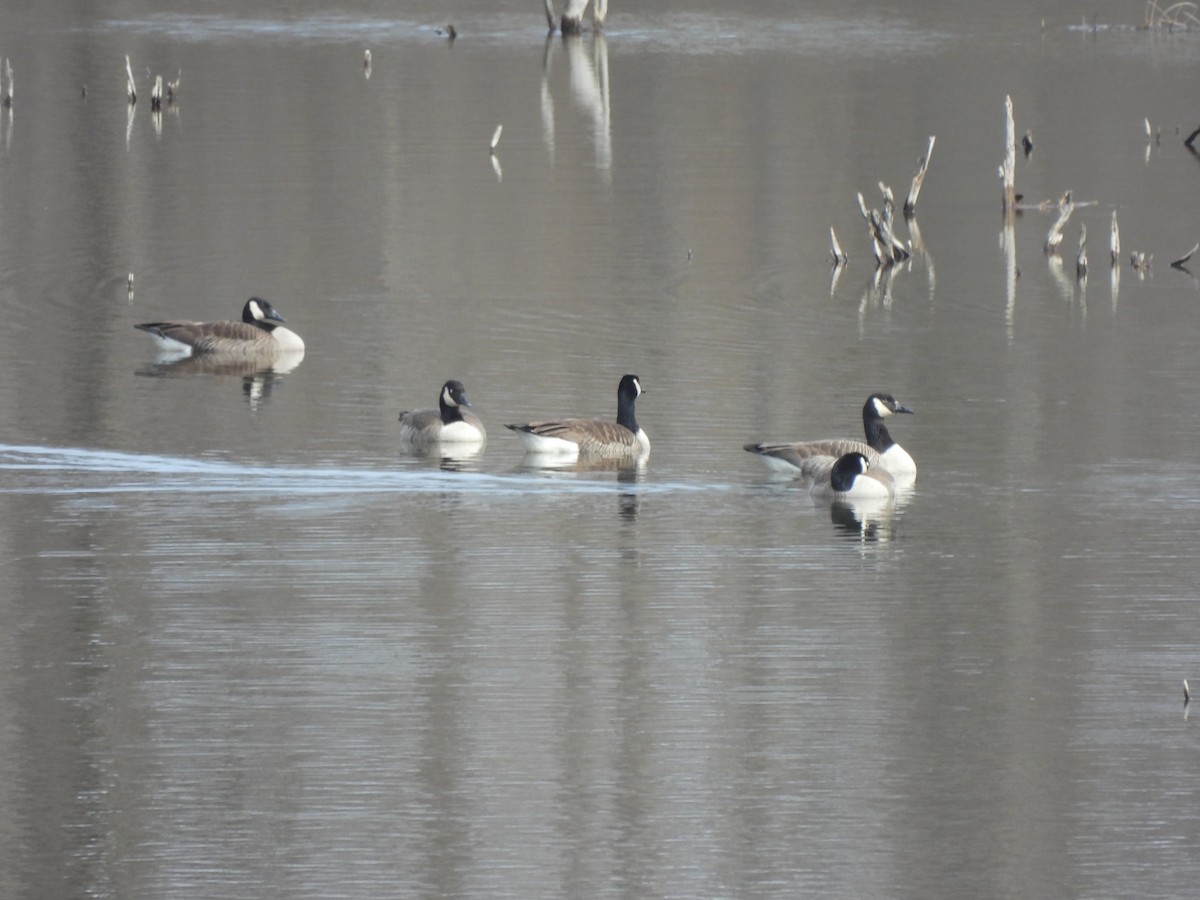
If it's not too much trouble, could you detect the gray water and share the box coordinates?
[3,1,1200,897]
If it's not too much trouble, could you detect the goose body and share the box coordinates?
[135,297,305,357]
[744,392,915,481]
[398,380,486,447]
[505,374,649,458]
[811,451,895,500]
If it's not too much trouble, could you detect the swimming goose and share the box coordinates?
[811,451,895,500]
[135,297,305,356]
[744,392,915,480]
[505,374,649,458]
[398,380,486,446]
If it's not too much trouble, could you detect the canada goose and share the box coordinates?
[744,392,915,480]
[398,380,486,446]
[811,451,895,500]
[505,374,649,458]
[134,297,305,356]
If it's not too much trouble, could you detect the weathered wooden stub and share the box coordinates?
[1001,95,1017,213]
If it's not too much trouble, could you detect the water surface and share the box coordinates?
[2,1,1200,897]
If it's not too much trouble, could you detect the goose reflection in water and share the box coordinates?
[136,349,304,409]
[515,452,645,520]
[516,452,647,477]
[518,454,647,519]
[824,474,914,541]
[829,496,898,543]
[398,441,486,473]
[136,348,304,378]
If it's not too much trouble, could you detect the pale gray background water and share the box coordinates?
[3,1,1200,897]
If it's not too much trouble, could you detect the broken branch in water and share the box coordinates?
[829,227,848,267]
[857,189,909,267]
[125,55,136,104]
[1110,210,1120,266]
[1143,1,1200,30]
[1,58,12,108]
[1170,242,1199,268]
[878,183,909,261]
[1076,223,1088,278]
[1044,191,1074,254]
[1186,123,1200,151]
[903,135,935,216]
[489,124,503,154]
[857,193,887,266]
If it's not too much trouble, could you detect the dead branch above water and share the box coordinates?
[1142,1,1200,30]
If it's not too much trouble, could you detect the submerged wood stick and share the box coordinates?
[904,135,935,215]
[125,55,136,104]
[829,227,848,267]
[1110,210,1120,265]
[1076,223,1088,278]
[151,75,163,111]
[1045,191,1074,254]
[868,212,887,266]
[544,0,557,31]
[855,191,870,222]
[855,193,881,263]
[878,183,909,261]
[1170,242,1199,268]
[1,58,12,108]
[857,192,896,266]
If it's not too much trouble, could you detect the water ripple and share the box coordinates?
[0,444,728,497]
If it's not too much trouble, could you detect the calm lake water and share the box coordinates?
[3,1,1200,897]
